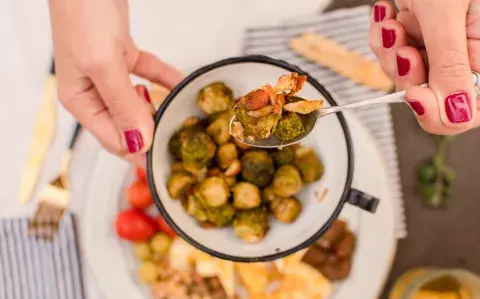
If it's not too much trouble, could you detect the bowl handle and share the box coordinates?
[346,189,380,213]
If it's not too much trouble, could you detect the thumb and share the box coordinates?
[89,62,154,154]
[415,0,477,129]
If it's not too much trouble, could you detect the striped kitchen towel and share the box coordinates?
[243,5,407,239]
[0,212,85,299]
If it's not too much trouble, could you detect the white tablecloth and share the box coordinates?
[0,0,332,297]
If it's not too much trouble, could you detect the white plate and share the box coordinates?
[82,111,396,299]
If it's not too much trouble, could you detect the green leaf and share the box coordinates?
[419,163,437,183]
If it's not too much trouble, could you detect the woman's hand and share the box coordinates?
[369,0,480,135]
[49,0,183,166]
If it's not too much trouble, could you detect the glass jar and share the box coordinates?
[389,267,480,299]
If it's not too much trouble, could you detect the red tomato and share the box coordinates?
[156,216,176,238]
[115,209,157,242]
[136,167,147,182]
[127,180,153,209]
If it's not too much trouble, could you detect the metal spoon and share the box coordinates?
[230,72,480,149]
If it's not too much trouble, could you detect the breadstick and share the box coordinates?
[289,32,393,92]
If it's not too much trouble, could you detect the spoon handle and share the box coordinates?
[319,72,480,118]
[320,88,410,116]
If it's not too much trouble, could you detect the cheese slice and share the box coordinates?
[235,263,270,295]
[168,238,196,270]
[274,248,309,274]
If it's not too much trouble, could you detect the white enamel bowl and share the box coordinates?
[147,55,379,262]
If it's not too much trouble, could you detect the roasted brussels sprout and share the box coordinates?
[272,165,302,197]
[261,185,280,202]
[273,112,305,141]
[167,171,195,200]
[197,82,234,115]
[224,176,237,187]
[272,146,295,166]
[270,197,301,223]
[168,125,204,160]
[233,99,281,139]
[182,164,208,182]
[205,204,236,227]
[294,147,324,183]
[233,182,261,209]
[138,261,158,284]
[185,195,208,222]
[171,162,185,173]
[233,207,269,244]
[206,111,232,145]
[197,177,230,207]
[181,131,217,169]
[241,150,275,187]
[132,243,152,261]
[216,143,238,169]
[150,233,172,257]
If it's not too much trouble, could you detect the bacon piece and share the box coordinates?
[275,73,307,95]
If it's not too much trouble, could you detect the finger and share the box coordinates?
[395,46,428,91]
[415,0,477,129]
[376,19,409,81]
[397,10,424,47]
[133,50,184,90]
[405,85,460,135]
[126,154,147,168]
[89,62,154,155]
[369,0,396,56]
[135,84,156,115]
[59,87,125,156]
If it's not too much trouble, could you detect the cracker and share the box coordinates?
[289,32,393,92]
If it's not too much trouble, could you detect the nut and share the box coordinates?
[244,89,269,111]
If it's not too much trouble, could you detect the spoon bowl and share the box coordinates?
[230,71,480,148]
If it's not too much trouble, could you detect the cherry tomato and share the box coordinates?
[136,167,147,182]
[127,180,153,209]
[156,216,176,238]
[115,209,157,242]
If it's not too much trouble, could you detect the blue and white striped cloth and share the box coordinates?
[0,213,84,299]
[243,5,407,239]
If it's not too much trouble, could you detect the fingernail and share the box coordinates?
[382,28,396,48]
[374,5,386,22]
[407,101,425,116]
[445,92,471,123]
[135,85,151,103]
[124,130,144,153]
[397,55,410,76]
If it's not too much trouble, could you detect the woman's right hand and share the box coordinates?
[369,0,480,135]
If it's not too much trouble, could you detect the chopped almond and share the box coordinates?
[283,100,324,114]
[247,105,274,118]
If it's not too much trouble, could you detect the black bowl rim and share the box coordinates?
[147,55,354,262]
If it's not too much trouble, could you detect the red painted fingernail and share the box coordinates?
[374,5,386,22]
[397,55,410,76]
[407,101,425,116]
[382,28,396,48]
[135,85,151,103]
[445,92,471,123]
[124,130,144,153]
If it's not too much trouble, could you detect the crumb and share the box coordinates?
[318,188,329,202]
